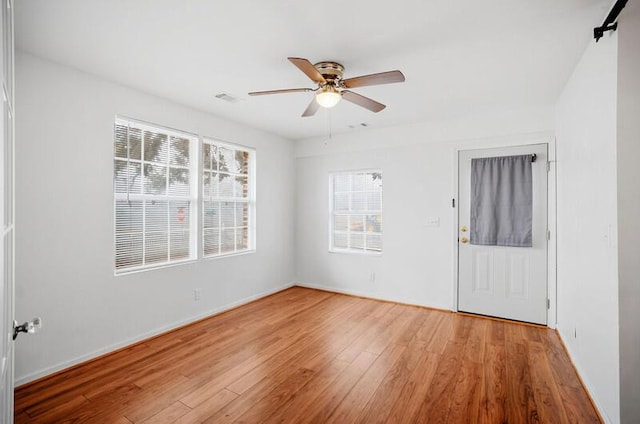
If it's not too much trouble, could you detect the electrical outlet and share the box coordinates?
[193,289,201,301]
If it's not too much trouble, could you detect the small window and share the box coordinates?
[114,118,197,273]
[202,138,255,257]
[330,170,382,253]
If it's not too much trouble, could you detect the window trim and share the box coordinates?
[328,169,383,256]
[113,116,199,275]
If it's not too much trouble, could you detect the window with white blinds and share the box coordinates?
[114,118,197,273]
[202,138,254,257]
[330,171,383,253]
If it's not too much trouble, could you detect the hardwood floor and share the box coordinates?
[14,287,601,423]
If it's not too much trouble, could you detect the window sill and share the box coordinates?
[203,249,256,261]
[114,249,256,276]
[329,249,382,257]
[114,257,197,276]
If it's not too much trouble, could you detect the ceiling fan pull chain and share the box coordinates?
[325,109,333,145]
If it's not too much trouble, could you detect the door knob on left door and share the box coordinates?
[460,237,469,244]
[13,317,42,340]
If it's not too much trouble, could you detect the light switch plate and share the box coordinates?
[425,217,440,227]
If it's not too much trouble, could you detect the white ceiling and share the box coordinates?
[15,0,609,140]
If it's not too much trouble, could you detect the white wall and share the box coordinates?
[617,2,640,422]
[555,32,620,423]
[296,141,454,308]
[14,52,296,385]
[295,109,553,310]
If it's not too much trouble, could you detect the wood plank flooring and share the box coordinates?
[14,287,601,423]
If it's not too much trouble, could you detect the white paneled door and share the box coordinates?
[1,0,13,422]
[458,144,548,325]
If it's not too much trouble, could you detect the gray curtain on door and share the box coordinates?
[470,154,532,247]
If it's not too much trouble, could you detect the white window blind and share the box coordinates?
[330,171,383,253]
[202,138,254,257]
[114,118,197,273]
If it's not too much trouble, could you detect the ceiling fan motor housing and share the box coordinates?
[314,61,344,83]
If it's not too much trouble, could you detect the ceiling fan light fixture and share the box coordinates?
[315,85,341,108]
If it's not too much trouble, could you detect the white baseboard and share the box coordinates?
[14,282,295,387]
[556,329,611,424]
[294,281,452,312]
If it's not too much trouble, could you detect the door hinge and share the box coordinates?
[452,198,456,208]
[546,161,551,172]
[547,299,550,309]
[547,230,551,240]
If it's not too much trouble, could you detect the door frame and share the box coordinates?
[1,0,14,421]
[451,132,557,328]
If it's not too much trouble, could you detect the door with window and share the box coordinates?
[0,0,14,421]
[458,144,548,325]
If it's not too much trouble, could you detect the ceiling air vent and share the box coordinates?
[214,92,239,103]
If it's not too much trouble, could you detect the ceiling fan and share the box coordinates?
[248,57,405,117]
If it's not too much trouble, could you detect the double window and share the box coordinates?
[114,118,254,274]
[330,171,383,254]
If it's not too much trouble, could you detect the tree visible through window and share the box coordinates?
[330,171,383,253]
[114,119,196,272]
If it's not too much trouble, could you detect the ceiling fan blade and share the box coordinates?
[248,88,314,96]
[288,57,326,84]
[342,90,386,113]
[302,98,320,117]
[342,70,405,89]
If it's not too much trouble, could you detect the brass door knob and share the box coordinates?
[460,225,468,232]
[460,237,469,244]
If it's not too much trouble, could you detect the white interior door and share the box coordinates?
[1,0,14,422]
[458,144,548,325]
